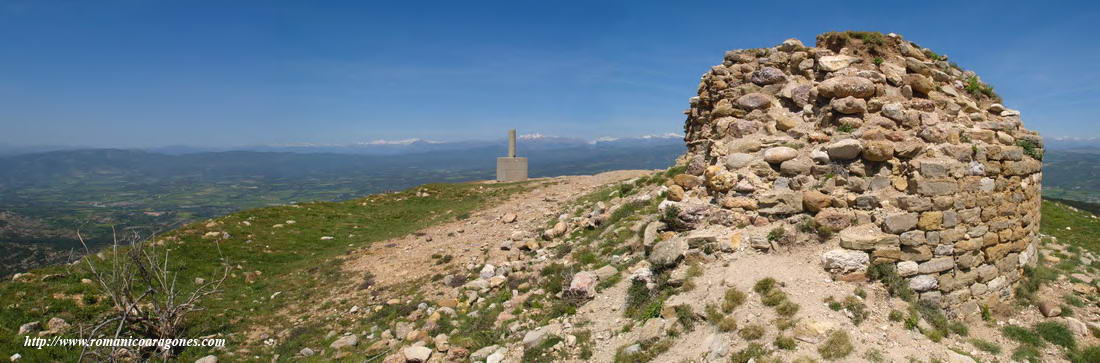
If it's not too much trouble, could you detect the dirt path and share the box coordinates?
[343,170,654,291]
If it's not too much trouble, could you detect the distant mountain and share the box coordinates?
[1043,136,1100,150]
[226,134,682,155]
[0,145,86,156]
[1041,149,1100,203]
[31,134,685,156]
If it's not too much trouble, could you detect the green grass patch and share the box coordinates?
[0,180,531,361]
[969,338,1002,354]
[1068,345,1100,363]
[1002,324,1045,347]
[1041,200,1100,255]
[1012,345,1042,363]
[1035,321,1076,350]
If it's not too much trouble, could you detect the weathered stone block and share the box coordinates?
[900,230,926,246]
[909,275,938,292]
[955,238,982,252]
[898,243,930,260]
[883,213,918,234]
[918,211,944,231]
[838,224,898,251]
[956,251,984,269]
[985,243,1013,260]
[897,196,934,212]
[915,178,959,196]
[757,190,803,215]
[918,257,955,274]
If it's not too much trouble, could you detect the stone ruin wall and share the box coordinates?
[669,32,1043,315]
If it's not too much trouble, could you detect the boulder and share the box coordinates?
[778,38,805,51]
[830,96,867,114]
[817,76,875,99]
[750,67,786,85]
[568,272,598,298]
[826,139,862,160]
[802,190,832,212]
[523,328,549,348]
[1059,317,1089,336]
[779,158,811,176]
[881,103,906,122]
[736,93,773,110]
[1038,301,1062,317]
[763,147,799,164]
[814,208,853,232]
[447,348,470,361]
[45,318,68,333]
[706,170,738,192]
[329,335,358,350]
[862,141,895,162]
[17,322,39,335]
[906,74,935,95]
[643,221,664,247]
[757,190,803,215]
[769,108,801,131]
[471,345,499,361]
[673,174,702,189]
[724,153,756,169]
[479,264,496,279]
[666,185,685,201]
[402,346,432,363]
[818,55,861,72]
[648,239,686,267]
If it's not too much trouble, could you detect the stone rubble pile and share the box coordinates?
[668,31,1043,314]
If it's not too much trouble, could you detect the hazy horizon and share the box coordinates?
[2,1,1099,148]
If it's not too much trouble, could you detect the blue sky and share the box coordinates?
[1,1,1098,148]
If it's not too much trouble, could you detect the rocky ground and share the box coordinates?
[283,168,1098,363]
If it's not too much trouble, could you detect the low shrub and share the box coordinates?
[818,330,853,360]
